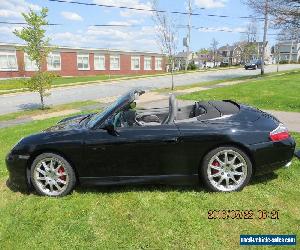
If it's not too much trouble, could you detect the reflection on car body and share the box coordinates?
[6,89,298,197]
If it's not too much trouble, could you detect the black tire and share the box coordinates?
[200,146,252,192]
[30,153,76,197]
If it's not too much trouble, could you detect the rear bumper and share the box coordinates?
[5,152,30,191]
[249,137,296,175]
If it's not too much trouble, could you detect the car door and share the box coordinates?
[175,120,232,175]
[82,123,183,178]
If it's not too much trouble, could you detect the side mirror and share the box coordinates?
[103,119,118,136]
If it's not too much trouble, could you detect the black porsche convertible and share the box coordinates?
[6,89,299,196]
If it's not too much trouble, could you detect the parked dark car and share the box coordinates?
[6,89,299,197]
[244,59,262,70]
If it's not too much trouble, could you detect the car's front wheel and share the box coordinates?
[30,153,76,197]
[201,146,252,192]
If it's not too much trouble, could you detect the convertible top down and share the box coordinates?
[6,89,298,196]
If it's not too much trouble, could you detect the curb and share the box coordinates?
[0,67,241,96]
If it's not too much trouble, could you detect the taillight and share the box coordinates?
[269,124,290,142]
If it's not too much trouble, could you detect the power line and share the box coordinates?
[46,0,265,20]
[192,26,279,36]
[0,21,140,27]
[0,21,60,26]
[0,20,279,36]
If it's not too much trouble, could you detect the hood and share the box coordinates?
[44,114,90,132]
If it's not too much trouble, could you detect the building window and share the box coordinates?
[47,52,61,71]
[155,57,162,70]
[0,50,18,71]
[94,54,105,70]
[131,56,140,70]
[24,53,38,71]
[77,54,89,70]
[110,55,120,70]
[144,57,152,70]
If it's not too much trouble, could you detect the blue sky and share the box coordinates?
[0,0,277,52]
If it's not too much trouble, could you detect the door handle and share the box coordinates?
[163,137,179,143]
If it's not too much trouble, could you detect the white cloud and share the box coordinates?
[0,0,40,18]
[0,25,23,34]
[93,0,152,17]
[197,26,246,33]
[194,0,227,9]
[61,11,83,21]
[107,21,131,26]
[107,19,142,26]
[50,25,159,51]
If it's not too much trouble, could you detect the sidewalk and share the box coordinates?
[1,92,300,132]
[264,110,300,133]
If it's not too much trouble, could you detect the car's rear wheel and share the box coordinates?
[200,146,252,192]
[30,153,76,197]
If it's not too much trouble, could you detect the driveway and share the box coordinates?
[1,64,300,115]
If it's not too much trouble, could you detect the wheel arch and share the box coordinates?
[26,149,80,187]
[198,142,256,175]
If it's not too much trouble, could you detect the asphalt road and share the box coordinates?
[1,64,300,115]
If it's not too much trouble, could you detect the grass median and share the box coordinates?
[178,70,300,112]
[0,115,299,249]
[0,100,101,122]
[0,74,124,91]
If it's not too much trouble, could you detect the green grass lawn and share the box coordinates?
[0,116,299,249]
[179,70,300,112]
[0,100,101,122]
[155,69,300,93]
[0,71,198,92]
[0,74,141,91]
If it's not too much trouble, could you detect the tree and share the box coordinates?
[152,0,178,90]
[197,48,210,55]
[241,42,258,63]
[272,44,280,72]
[210,38,219,67]
[277,26,300,41]
[270,0,300,30]
[14,8,55,109]
[245,18,259,42]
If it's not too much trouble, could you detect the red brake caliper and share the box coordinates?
[58,166,66,181]
[211,160,220,174]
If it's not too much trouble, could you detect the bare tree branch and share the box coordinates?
[152,0,178,90]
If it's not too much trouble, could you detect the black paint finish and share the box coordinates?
[5,91,297,191]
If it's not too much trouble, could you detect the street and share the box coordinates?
[0,64,300,115]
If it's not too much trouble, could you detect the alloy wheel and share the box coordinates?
[207,149,248,191]
[33,157,69,196]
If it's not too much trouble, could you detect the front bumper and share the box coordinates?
[6,152,30,191]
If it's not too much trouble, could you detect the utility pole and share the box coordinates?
[185,0,192,71]
[289,40,294,63]
[261,0,269,75]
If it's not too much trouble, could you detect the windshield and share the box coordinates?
[86,91,135,128]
